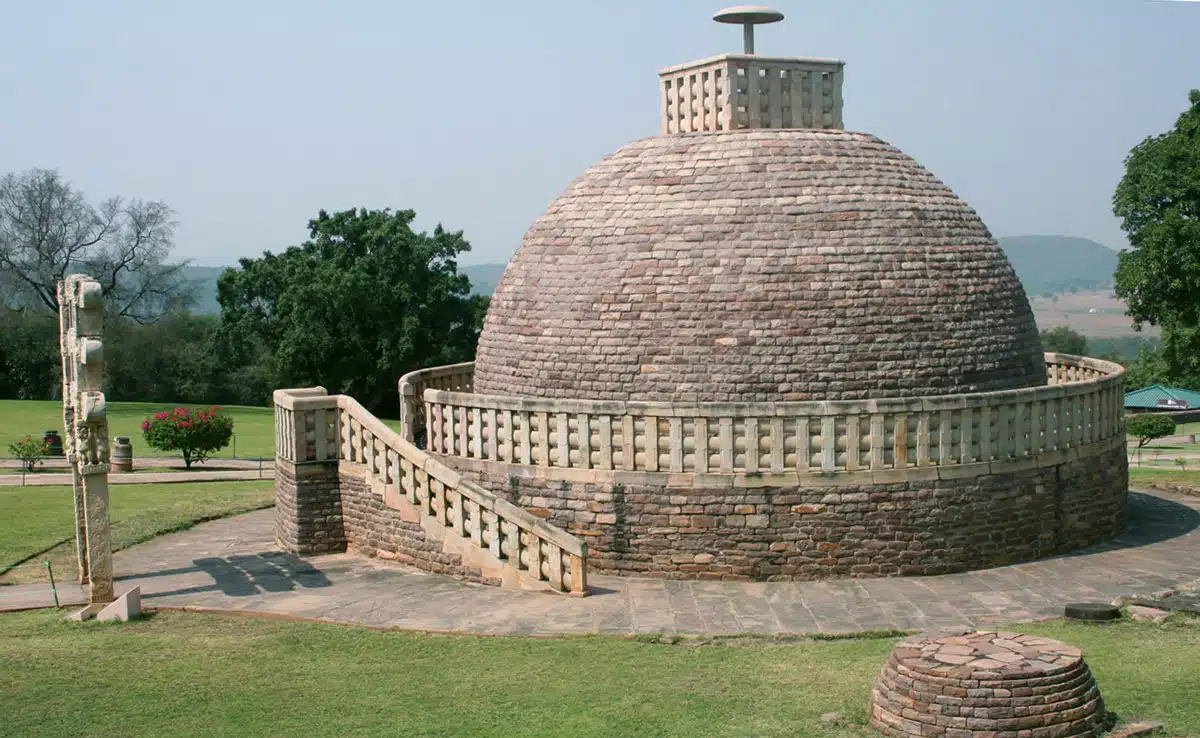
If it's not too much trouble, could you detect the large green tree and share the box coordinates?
[1113,90,1200,386]
[1039,326,1088,356]
[217,208,488,414]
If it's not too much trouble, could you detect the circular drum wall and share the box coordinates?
[452,443,1127,580]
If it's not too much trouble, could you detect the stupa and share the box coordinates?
[387,7,1130,581]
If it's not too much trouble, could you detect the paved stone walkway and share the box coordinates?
[0,457,273,487]
[4,491,1198,636]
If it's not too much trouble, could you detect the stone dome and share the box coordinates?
[474,129,1045,402]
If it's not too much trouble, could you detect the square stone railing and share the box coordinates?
[410,354,1126,484]
[659,53,845,134]
[274,388,587,595]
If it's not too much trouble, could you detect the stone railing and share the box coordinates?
[398,362,474,444]
[274,388,587,595]
[419,354,1125,482]
[659,53,845,134]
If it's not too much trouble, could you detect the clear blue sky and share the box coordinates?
[1,0,1197,266]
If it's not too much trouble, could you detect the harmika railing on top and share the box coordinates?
[274,387,586,595]
[659,53,845,134]
[410,354,1125,478]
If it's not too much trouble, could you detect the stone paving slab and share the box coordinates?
[4,491,1198,636]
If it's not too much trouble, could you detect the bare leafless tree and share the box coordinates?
[0,168,197,322]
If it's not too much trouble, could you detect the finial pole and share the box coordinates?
[713,6,784,55]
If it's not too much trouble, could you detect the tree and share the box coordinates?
[1122,345,1168,392]
[1113,90,1200,386]
[8,435,50,472]
[0,307,59,399]
[217,208,489,415]
[1126,413,1177,449]
[0,168,196,323]
[1039,326,1088,356]
[141,407,233,468]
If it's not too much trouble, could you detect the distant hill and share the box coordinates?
[182,235,1118,315]
[182,266,226,314]
[183,262,508,315]
[995,235,1118,297]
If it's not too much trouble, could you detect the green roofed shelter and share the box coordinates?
[1124,384,1200,411]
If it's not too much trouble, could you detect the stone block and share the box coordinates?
[96,587,141,622]
[68,604,103,622]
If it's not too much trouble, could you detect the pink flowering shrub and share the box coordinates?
[141,407,234,468]
[9,435,50,472]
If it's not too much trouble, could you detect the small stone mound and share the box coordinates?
[869,630,1107,737]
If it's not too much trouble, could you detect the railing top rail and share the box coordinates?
[423,355,1124,418]
[399,362,475,395]
[273,387,337,410]
[659,53,846,75]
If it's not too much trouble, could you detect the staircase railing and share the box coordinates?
[275,387,587,595]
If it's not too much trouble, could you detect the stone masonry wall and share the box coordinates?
[454,444,1128,581]
[275,461,345,555]
[338,467,498,586]
[474,130,1046,403]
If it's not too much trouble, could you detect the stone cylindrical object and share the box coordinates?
[870,630,1108,737]
[43,430,64,457]
[111,436,133,472]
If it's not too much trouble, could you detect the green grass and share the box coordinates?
[0,399,404,461]
[0,400,277,459]
[0,481,274,584]
[1130,467,1200,489]
[0,612,1196,738]
[1177,421,1200,437]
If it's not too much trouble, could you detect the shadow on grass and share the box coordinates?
[117,552,332,599]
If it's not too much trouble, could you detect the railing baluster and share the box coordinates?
[893,414,908,468]
[556,412,569,468]
[821,416,837,472]
[598,414,613,470]
[645,415,659,472]
[745,417,760,473]
[719,418,734,473]
[695,417,709,473]
[869,414,885,470]
[916,413,931,466]
[487,409,498,460]
[845,415,860,471]
[770,417,785,473]
[519,411,532,465]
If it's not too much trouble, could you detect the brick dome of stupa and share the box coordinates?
[472,10,1044,403]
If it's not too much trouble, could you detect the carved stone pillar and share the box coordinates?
[57,275,114,604]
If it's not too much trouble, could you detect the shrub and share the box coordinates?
[141,407,234,468]
[8,435,50,472]
[1127,413,1177,449]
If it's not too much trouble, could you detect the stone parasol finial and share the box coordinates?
[713,5,784,54]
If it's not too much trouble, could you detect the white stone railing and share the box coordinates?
[659,53,845,134]
[398,362,474,445]
[419,354,1125,481]
[274,388,587,595]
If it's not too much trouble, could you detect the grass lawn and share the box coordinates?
[0,399,403,461]
[0,481,274,584]
[1130,467,1200,489]
[0,612,1196,738]
[0,400,278,460]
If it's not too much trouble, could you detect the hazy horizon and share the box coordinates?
[2,1,1197,266]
